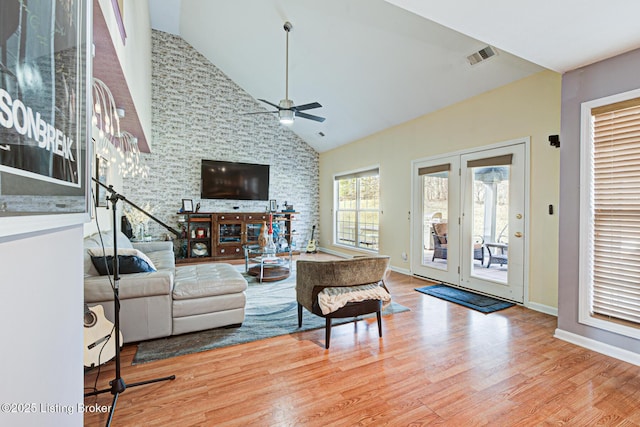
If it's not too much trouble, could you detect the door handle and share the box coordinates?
[514,232,523,238]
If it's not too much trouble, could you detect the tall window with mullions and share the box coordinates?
[335,168,380,251]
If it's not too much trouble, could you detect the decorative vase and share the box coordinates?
[266,233,276,253]
[258,221,269,248]
[266,215,276,252]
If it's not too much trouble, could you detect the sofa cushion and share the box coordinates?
[87,230,134,250]
[84,271,173,301]
[84,230,136,277]
[84,238,101,277]
[88,247,156,271]
[91,254,157,275]
[173,263,247,300]
[173,292,247,318]
[145,249,175,272]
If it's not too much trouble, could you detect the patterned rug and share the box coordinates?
[133,268,409,364]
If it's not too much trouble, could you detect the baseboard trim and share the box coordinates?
[525,302,557,317]
[317,247,351,258]
[388,265,411,275]
[554,328,640,366]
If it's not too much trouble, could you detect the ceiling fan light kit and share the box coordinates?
[244,21,325,125]
[278,99,295,125]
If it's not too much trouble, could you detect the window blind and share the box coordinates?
[418,163,450,176]
[335,168,379,181]
[467,154,513,168]
[591,101,640,326]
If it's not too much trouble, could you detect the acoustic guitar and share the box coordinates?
[83,304,122,368]
[306,225,317,253]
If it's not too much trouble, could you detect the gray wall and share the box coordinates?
[559,48,640,353]
[122,30,319,246]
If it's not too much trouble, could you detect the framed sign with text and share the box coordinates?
[0,1,92,237]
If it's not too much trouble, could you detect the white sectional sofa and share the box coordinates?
[83,230,247,343]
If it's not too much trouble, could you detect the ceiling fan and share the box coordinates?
[245,21,325,125]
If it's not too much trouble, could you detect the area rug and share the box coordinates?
[133,269,409,364]
[414,284,514,313]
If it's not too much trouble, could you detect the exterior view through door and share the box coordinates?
[411,140,528,303]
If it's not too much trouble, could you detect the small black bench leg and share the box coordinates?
[376,311,382,337]
[297,303,303,328]
[325,318,331,349]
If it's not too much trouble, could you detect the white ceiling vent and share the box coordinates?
[467,46,498,66]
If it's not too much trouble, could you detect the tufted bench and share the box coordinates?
[172,263,248,335]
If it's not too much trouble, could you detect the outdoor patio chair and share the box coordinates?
[431,223,484,264]
[486,243,508,268]
[486,224,508,268]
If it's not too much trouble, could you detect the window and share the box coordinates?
[334,168,380,251]
[580,90,640,338]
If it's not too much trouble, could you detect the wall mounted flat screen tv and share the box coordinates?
[201,160,270,201]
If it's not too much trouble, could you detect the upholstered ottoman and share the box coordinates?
[172,263,248,335]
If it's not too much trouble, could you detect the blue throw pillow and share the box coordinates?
[91,255,156,276]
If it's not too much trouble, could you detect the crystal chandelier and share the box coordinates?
[112,131,148,178]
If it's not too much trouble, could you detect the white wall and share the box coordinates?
[0,226,84,426]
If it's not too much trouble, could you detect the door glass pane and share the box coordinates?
[422,172,449,270]
[471,165,509,283]
[245,223,262,243]
[218,223,242,243]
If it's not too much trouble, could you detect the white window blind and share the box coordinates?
[591,99,640,326]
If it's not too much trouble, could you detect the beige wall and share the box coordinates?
[319,70,561,309]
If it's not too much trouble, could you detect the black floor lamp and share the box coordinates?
[85,179,181,427]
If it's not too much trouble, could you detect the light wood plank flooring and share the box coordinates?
[84,255,640,426]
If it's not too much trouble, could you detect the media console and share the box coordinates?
[175,212,298,263]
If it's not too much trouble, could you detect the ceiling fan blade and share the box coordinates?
[295,111,326,122]
[292,102,322,111]
[258,99,282,110]
[241,110,278,115]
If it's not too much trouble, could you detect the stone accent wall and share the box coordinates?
[122,30,319,248]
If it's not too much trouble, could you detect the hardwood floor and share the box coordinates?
[83,255,640,426]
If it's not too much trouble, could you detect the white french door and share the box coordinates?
[411,155,461,285]
[411,141,527,303]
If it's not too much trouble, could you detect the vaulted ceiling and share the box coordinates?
[149,0,640,152]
